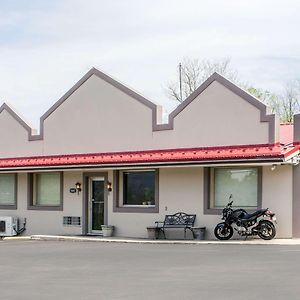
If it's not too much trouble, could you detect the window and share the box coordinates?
[28,172,63,210]
[0,174,17,209]
[123,171,155,206]
[204,167,261,214]
[113,170,159,213]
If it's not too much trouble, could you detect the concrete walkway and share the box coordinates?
[2,234,300,245]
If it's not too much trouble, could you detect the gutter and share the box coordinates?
[0,143,298,172]
[0,157,286,172]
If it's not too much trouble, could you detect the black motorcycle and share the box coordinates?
[214,196,277,240]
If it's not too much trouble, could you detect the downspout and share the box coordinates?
[292,114,300,237]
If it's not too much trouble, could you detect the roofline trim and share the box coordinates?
[0,142,284,161]
[158,72,278,143]
[0,69,277,143]
[0,103,34,139]
[0,158,286,172]
[0,143,296,171]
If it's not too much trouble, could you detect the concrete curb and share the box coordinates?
[25,235,300,245]
[2,236,32,241]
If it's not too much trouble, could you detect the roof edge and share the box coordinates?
[154,72,278,144]
[0,142,288,161]
[0,69,279,144]
[0,142,295,170]
[36,67,160,140]
[0,103,34,139]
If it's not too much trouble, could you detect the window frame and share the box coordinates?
[113,169,159,213]
[0,173,17,210]
[28,172,63,211]
[203,167,262,215]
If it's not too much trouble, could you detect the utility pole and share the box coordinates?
[179,62,183,102]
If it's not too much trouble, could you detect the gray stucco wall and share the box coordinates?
[0,165,292,239]
[0,72,275,158]
[0,172,82,235]
[293,165,300,237]
[0,70,289,238]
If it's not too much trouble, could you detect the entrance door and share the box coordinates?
[89,177,105,234]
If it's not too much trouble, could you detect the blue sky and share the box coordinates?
[0,0,300,128]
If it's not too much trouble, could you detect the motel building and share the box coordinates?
[0,68,300,239]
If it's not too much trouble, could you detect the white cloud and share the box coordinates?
[0,0,300,128]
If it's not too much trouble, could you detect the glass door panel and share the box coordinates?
[90,178,105,232]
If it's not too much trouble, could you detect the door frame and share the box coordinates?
[82,172,108,235]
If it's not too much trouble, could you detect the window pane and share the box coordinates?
[123,171,155,205]
[36,173,61,206]
[214,168,258,208]
[0,174,15,205]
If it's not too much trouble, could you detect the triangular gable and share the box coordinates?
[0,103,35,139]
[159,72,278,144]
[0,69,278,144]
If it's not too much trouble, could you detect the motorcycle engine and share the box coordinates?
[237,226,246,234]
[238,222,259,236]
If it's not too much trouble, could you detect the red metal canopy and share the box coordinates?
[0,143,298,170]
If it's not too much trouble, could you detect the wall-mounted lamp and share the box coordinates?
[271,164,276,171]
[75,182,82,194]
[107,181,112,192]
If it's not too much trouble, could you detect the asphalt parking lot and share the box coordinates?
[0,241,299,300]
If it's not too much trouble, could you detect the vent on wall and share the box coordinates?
[63,216,81,226]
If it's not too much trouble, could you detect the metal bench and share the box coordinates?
[155,212,196,239]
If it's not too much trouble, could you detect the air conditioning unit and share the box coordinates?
[0,216,18,237]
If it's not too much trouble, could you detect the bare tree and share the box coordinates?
[247,87,281,115]
[165,57,239,103]
[280,80,300,123]
[165,57,300,123]
[247,82,300,122]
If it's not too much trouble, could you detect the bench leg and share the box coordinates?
[156,228,166,239]
[190,228,195,239]
[155,228,159,239]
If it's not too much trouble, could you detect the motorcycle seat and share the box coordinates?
[240,209,268,221]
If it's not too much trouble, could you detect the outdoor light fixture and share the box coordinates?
[75,182,82,194]
[107,181,112,192]
[271,164,276,171]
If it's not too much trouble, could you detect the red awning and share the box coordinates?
[0,143,298,170]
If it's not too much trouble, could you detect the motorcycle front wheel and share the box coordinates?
[214,222,233,240]
[257,220,276,240]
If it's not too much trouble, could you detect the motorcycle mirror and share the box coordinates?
[229,194,233,199]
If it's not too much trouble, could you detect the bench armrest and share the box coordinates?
[155,221,164,227]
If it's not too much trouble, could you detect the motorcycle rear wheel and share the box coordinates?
[214,223,233,240]
[257,220,276,240]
